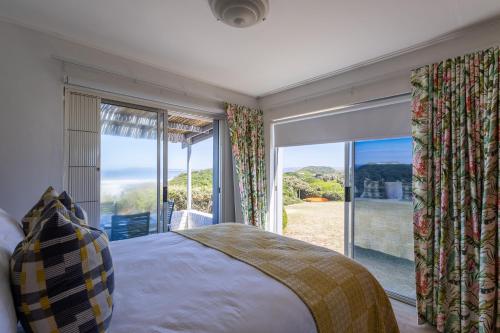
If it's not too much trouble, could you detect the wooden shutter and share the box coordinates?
[64,90,101,227]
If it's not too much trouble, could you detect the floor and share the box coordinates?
[284,201,415,299]
[392,300,437,333]
[355,246,415,299]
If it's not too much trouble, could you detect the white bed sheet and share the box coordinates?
[109,232,316,333]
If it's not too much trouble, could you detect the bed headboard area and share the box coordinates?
[0,208,25,332]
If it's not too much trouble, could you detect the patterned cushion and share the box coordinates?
[58,191,87,225]
[11,200,114,333]
[22,188,87,236]
[361,179,387,199]
[402,182,413,201]
[21,186,59,236]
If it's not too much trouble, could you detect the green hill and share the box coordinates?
[283,166,344,205]
[297,166,338,174]
[168,169,213,212]
[354,164,411,196]
[169,169,213,188]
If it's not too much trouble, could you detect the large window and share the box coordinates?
[99,103,218,240]
[275,136,414,302]
[280,143,345,254]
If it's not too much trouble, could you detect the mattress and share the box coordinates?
[109,232,316,333]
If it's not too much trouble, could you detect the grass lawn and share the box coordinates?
[284,201,344,254]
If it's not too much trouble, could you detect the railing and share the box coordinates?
[169,210,213,230]
[100,208,213,237]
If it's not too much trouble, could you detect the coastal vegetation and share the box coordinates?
[283,166,344,206]
[101,169,213,215]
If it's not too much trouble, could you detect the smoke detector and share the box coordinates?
[208,0,269,28]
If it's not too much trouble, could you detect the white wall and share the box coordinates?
[0,22,65,219]
[0,20,256,220]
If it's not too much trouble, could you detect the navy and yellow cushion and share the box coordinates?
[361,179,387,199]
[21,186,59,236]
[11,200,114,333]
[22,188,87,236]
[402,182,413,201]
[57,191,87,225]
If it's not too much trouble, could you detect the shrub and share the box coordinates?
[168,185,212,213]
[282,207,288,231]
[323,190,343,201]
[283,167,345,203]
[109,171,214,216]
[116,183,156,214]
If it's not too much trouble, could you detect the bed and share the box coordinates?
[109,224,398,333]
[110,231,317,333]
[1,207,398,333]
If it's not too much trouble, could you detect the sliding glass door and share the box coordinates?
[165,113,215,231]
[99,103,160,240]
[99,102,219,240]
[352,137,414,301]
[275,136,415,302]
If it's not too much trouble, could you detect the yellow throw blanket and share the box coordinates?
[174,223,399,333]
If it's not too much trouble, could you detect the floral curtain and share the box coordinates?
[411,47,499,333]
[225,103,267,228]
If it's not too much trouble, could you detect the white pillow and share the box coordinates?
[384,181,403,200]
[0,208,24,333]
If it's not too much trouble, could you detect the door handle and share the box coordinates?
[163,186,168,202]
[344,186,351,202]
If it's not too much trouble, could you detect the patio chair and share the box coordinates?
[164,200,175,231]
[111,212,150,241]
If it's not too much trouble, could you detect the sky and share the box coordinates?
[355,137,412,166]
[283,137,412,169]
[283,142,345,169]
[101,134,412,174]
[101,134,213,171]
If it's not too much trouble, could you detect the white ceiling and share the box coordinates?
[1,0,500,96]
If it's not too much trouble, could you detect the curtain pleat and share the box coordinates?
[411,47,499,333]
[225,103,267,228]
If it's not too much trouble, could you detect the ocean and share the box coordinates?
[101,168,184,196]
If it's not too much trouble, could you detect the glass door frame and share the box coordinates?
[272,141,350,242]
[348,137,415,306]
[162,110,220,231]
[100,99,220,234]
[272,136,415,306]
[344,142,354,258]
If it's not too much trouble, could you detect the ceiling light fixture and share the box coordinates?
[208,0,269,28]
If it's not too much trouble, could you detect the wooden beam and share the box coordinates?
[187,144,192,211]
[167,122,205,133]
[182,129,214,148]
[184,123,213,140]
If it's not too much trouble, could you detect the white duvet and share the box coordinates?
[109,232,316,333]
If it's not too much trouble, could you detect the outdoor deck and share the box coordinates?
[100,209,213,235]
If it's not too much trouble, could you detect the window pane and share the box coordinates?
[353,137,414,299]
[281,143,345,254]
[190,136,213,215]
[100,104,158,241]
[167,115,214,230]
